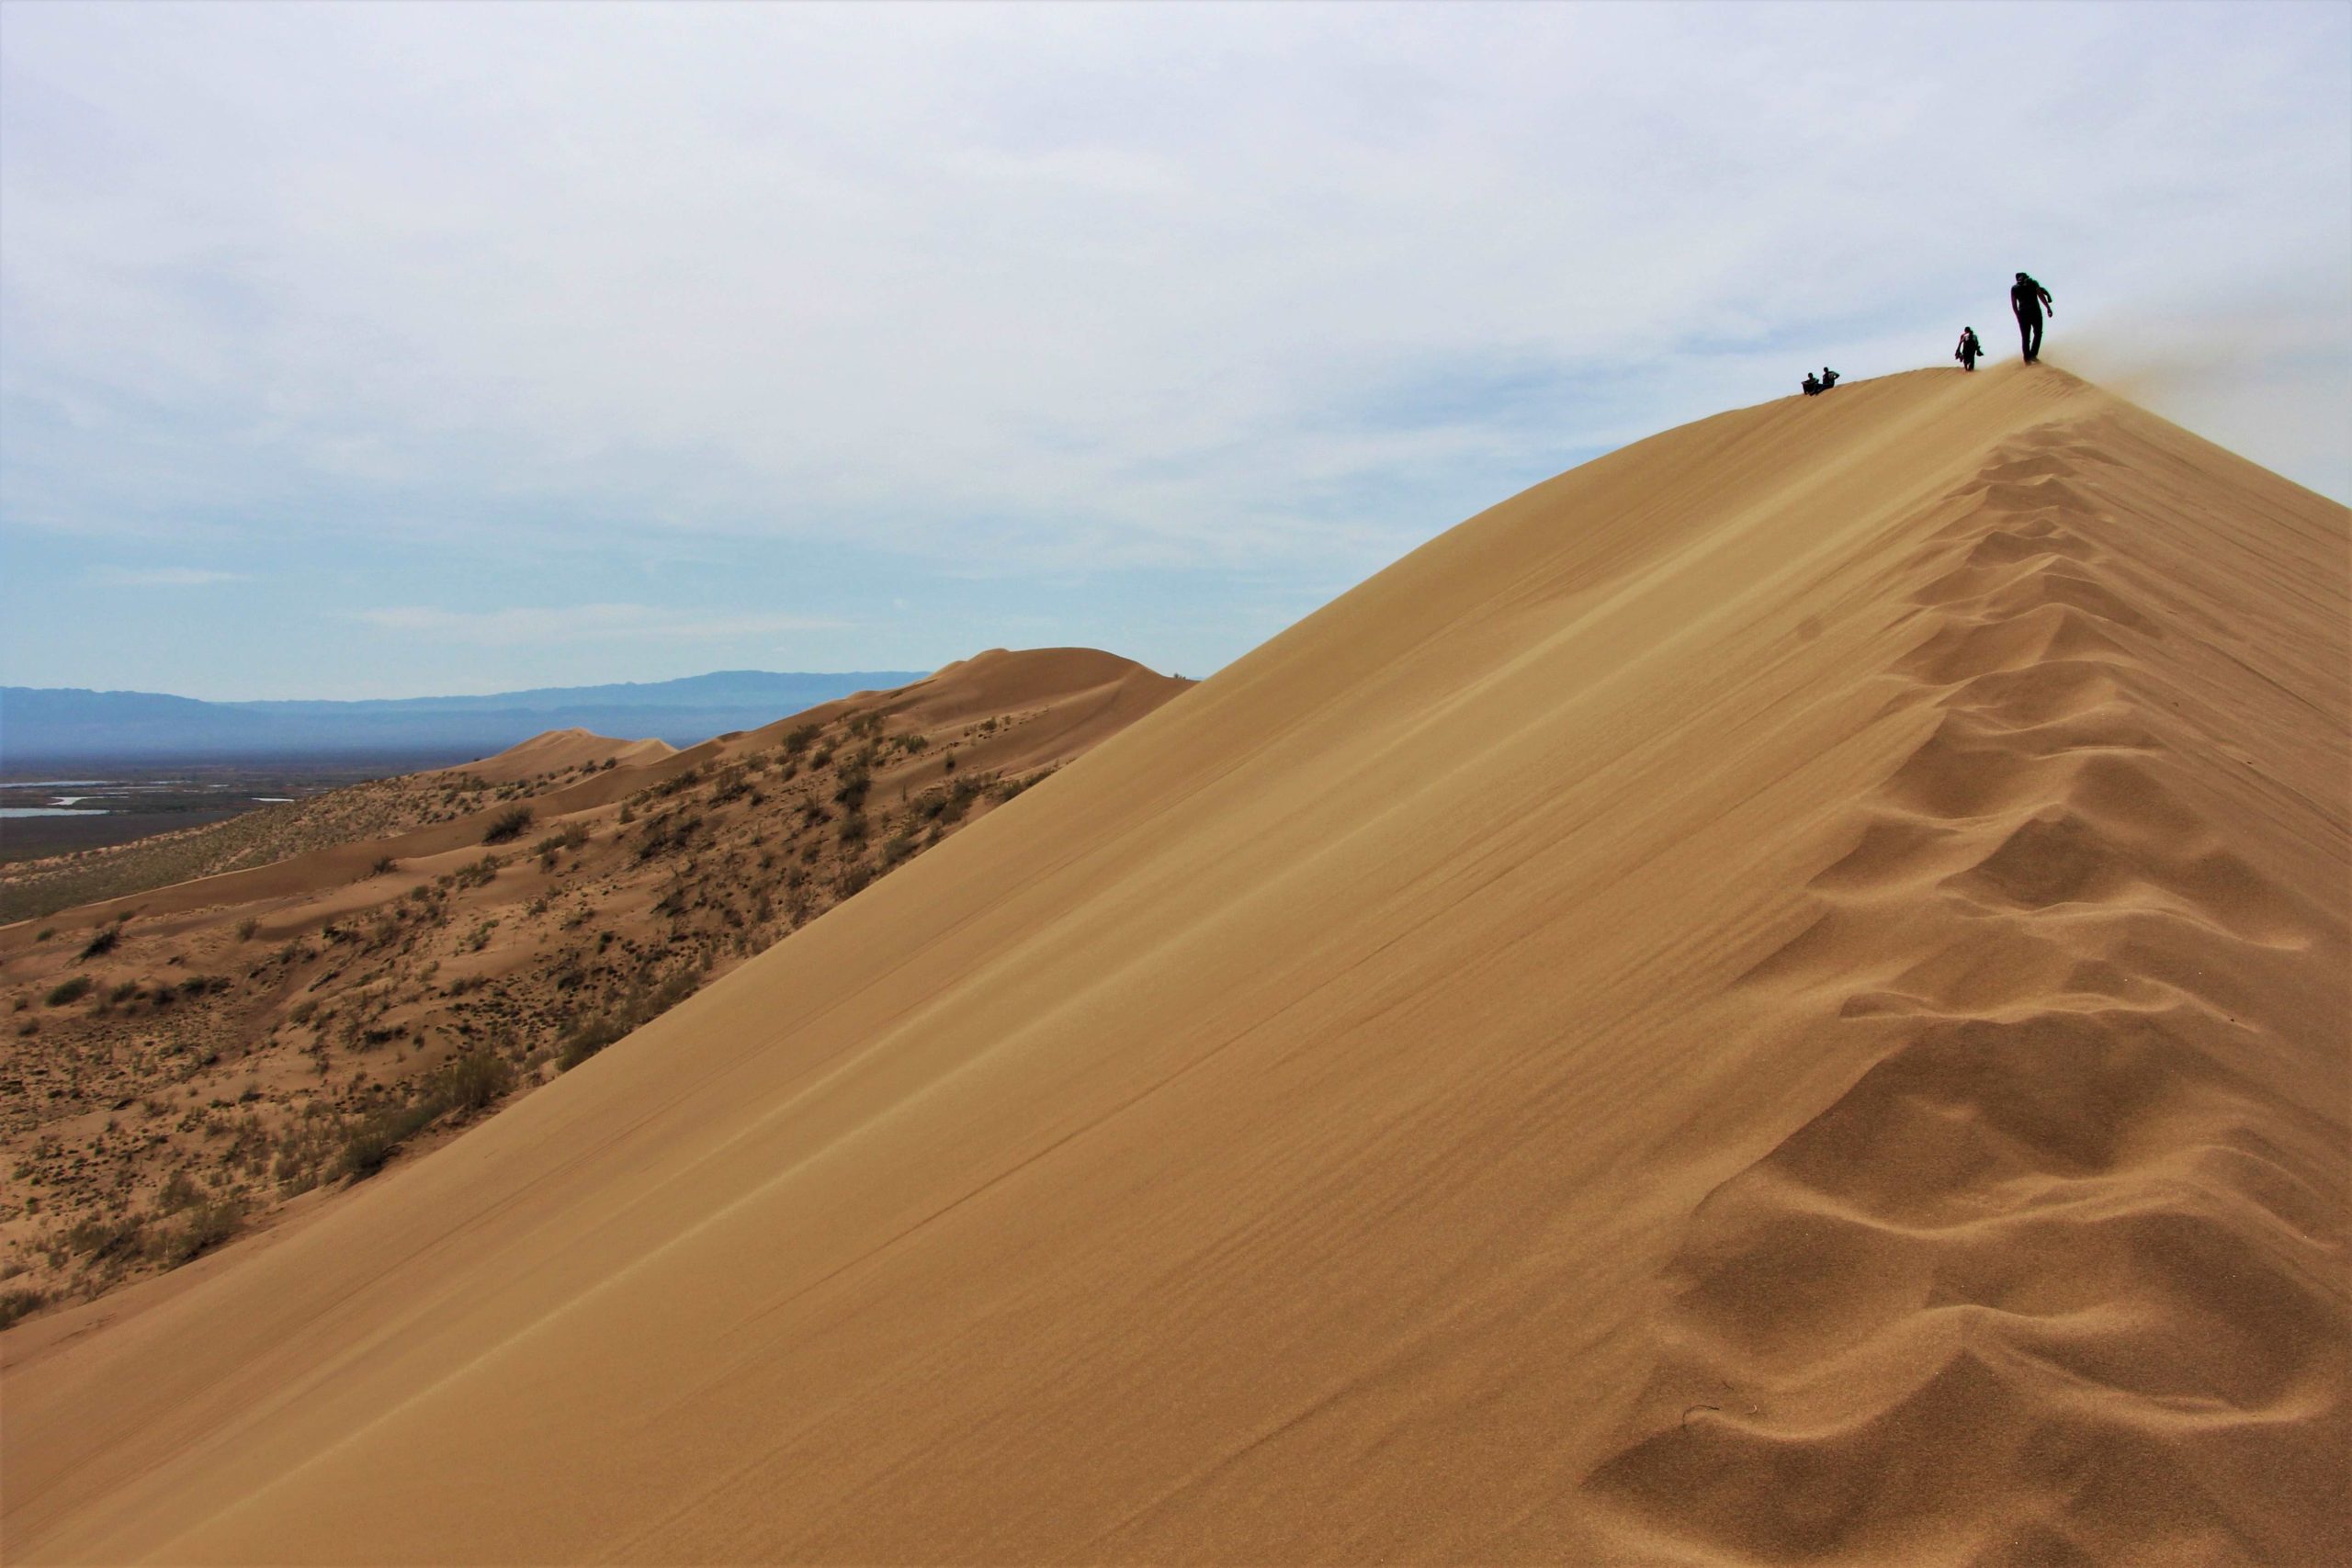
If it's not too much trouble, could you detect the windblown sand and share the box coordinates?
[2,365,2343,1563]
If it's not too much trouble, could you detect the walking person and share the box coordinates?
[1955,325,1984,371]
[2010,272,2053,362]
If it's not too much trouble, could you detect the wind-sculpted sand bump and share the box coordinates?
[1588,420,2347,1565]
[3,367,2340,1565]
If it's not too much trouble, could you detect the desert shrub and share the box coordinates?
[44,976,92,1007]
[783,722,821,756]
[557,968,698,1070]
[78,925,120,961]
[440,1051,514,1112]
[531,822,592,860]
[451,854,503,889]
[922,776,984,824]
[834,863,875,898]
[338,1099,444,1179]
[0,1287,45,1328]
[156,1169,203,1213]
[369,855,401,876]
[234,916,260,942]
[837,812,869,845]
[831,768,871,811]
[877,832,915,871]
[846,710,883,739]
[64,1213,145,1263]
[154,1197,245,1267]
[482,806,534,844]
[635,812,703,862]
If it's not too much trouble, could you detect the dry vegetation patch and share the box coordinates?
[0,667,1180,1322]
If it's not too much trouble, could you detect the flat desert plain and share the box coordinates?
[3,364,2344,1564]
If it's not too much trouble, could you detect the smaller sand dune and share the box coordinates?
[443,728,677,784]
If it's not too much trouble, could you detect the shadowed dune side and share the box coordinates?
[2,367,2342,1565]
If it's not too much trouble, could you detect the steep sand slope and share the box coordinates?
[3,367,2342,1564]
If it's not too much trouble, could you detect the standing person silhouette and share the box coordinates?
[2011,272,2053,362]
[1956,326,1984,371]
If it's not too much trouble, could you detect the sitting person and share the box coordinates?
[1818,367,1840,390]
[1955,327,1984,371]
[1802,371,1823,396]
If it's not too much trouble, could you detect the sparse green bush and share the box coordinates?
[234,916,260,942]
[877,832,915,870]
[369,855,401,876]
[783,722,821,756]
[0,1287,45,1329]
[44,976,92,1007]
[482,806,534,844]
[78,925,120,961]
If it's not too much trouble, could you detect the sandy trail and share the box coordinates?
[3,365,2342,1564]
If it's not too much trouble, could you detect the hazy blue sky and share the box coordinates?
[4,1,2346,699]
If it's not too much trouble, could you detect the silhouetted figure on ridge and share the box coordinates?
[1802,371,1823,397]
[1956,326,1984,371]
[1818,367,1839,391]
[2011,272,2053,362]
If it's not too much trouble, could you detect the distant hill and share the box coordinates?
[0,671,927,763]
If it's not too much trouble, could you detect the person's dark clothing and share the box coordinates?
[1956,327,1983,370]
[1802,373,1823,396]
[2011,275,2052,362]
[1818,367,1839,390]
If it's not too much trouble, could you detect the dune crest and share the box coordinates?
[2,367,2341,1565]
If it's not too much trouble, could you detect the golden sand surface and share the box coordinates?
[3,365,2344,1563]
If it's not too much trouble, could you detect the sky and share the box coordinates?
[3,1,2346,701]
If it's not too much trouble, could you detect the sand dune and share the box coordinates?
[0,650,1185,1319]
[447,728,678,785]
[3,366,2342,1563]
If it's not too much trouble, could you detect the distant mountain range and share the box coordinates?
[0,671,928,764]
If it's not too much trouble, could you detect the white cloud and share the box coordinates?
[1,3,2346,702]
[354,604,851,648]
[4,0,2343,567]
